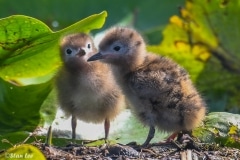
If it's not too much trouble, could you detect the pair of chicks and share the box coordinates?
[56,27,206,146]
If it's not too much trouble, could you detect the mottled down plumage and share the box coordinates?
[126,54,206,131]
[55,33,124,140]
[88,27,207,146]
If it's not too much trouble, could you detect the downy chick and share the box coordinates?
[88,27,206,146]
[55,33,124,140]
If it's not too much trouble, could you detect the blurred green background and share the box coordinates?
[0,0,184,44]
[0,0,240,147]
[1,0,236,113]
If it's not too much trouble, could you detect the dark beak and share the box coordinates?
[87,52,104,61]
[77,49,86,56]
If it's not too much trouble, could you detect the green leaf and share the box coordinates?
[0,11,107,137]
[0,144,45,160]
[148,0,240,112]
[0,78,52,134]
[40,89,58,125]
[181,0,240,73]
[85,139,116,147]
[171,0,240,75]
[0,11,107,85]
[0,15,52,59]
[178,0,240,111]
[0,132,31,149]
[0,131,80,150]
[193,112,240,149]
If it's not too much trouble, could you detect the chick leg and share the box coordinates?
[165,131,192,142]
[142,126,155,147]
[166,132,178,142]
[104,118,110,141]
[71,115,77,140]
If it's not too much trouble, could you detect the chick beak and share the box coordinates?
[77,49,86,57]
[87,52,104,61]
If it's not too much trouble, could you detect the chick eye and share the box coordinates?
[113,46,121,51]
[66,48,72,55]
[87,43,91,49]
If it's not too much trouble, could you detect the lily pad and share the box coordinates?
[193,112,240,149]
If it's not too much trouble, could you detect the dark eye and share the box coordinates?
[87,43,91,49]
[113,46,121,51]
[66,48,72,55]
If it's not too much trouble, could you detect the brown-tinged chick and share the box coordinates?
[88,27,206,146]
[55,33,124,140]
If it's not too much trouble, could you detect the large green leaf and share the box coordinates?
[0,78,52,133]
[0,12,107,136]
[180,0,240,73]
[148,0,240,112]
[0,15,52,60]
[0,11,107,85]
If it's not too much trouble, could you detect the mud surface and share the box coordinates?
[35,140,240,160]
